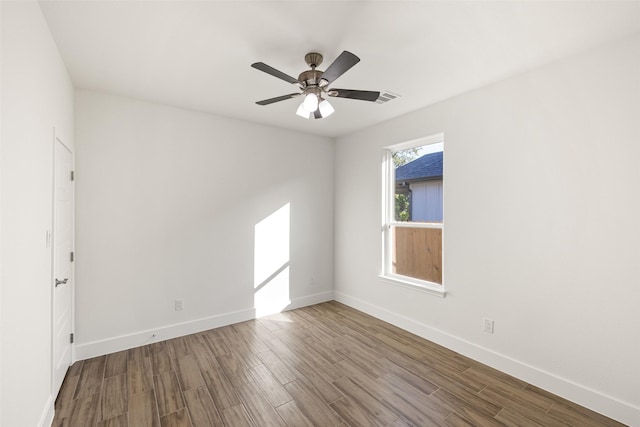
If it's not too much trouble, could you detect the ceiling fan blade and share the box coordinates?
[255,93,301,106]
[328,89,380,102]
[320,51,360,85]
[313,109,322,119]
[251,62,301,85]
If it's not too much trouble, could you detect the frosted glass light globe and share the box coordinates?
[303,93,319,112]
[296,102,310,119]
[318,99,334,118]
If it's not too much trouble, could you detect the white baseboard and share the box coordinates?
[38,395,54,427]
[74,291,333,361]
[334,291,639,427]
[286,291,334,310]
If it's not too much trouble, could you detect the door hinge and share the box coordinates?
[70,333,74,344]
[70,251,75,262]
[70,171,75,181]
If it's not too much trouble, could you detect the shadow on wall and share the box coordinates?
[254,203,291,317]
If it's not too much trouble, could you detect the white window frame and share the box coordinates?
[380,133,445,297]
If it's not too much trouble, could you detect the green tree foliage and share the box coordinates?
[392,147,420,168]
[395,194,410,221]
[393,147,419,221]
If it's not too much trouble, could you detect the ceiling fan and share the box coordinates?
[251,51,380,119]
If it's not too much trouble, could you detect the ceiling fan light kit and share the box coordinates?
[251,51,380,120]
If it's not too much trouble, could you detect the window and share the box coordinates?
[382,134,444,296]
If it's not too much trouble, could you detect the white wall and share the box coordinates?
[334,34,640,425]
[74,91,334,357]
[0,2,74,426]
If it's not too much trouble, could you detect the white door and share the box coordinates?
[52,136,74,395]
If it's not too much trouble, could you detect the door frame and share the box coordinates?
[51,126,75,396]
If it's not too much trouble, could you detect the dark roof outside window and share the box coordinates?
[395,151,443,182]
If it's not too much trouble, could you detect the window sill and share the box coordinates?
[378,275,446,298]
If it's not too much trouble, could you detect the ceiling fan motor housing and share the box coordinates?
[298,69,323,88]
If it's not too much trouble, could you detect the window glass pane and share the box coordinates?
[387,141,443,286]
[391,225,442,284]
[393,144,443,223]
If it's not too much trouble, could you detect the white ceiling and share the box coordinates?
[39,1,640,138]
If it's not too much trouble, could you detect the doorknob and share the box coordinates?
[55,278,68,287]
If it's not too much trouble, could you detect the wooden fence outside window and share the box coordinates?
[392,226,442,285]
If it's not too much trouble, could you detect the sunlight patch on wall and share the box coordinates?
[254,203,291,317]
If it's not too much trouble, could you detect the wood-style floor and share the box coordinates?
[53,301,625,427]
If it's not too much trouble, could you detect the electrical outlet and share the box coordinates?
[175,299,184,311]
[483,318,494,334]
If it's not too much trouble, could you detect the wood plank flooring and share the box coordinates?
[53,301,626,426]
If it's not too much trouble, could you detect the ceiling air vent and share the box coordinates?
[376,91,401,104]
